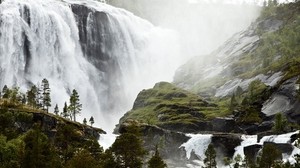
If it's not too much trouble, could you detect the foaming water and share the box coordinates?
[180,134,212,159]
[180,131,300,167]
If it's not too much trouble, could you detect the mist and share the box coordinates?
[108,0,262,60]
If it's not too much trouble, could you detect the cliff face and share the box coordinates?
[0,108,105,141]
[115,2,300,167]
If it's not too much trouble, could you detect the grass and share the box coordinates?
[121,82,229,127]
[0,99,106,134]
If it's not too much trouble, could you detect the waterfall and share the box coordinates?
[0,0,182,134]
[180,134,213,160]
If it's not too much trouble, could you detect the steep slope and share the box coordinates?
[117,82,227,133]
[115,2,300,167]
[174,1,300,122]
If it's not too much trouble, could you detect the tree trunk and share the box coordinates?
[73,111,76,121]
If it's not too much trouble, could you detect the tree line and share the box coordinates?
[0,78,94,125]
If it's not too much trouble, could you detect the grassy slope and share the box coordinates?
[0,99,105,134]
[121,82,231,126]
[120,2,300,128]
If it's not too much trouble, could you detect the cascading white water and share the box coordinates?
[232,131,300,165]
[0,0,182,146]
[180,134,213,160]
[180,131,300,167]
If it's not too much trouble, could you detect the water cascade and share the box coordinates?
[0,0,182,136]
[180,131,300,167]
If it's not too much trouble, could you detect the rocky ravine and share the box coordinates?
[116,2,300,167]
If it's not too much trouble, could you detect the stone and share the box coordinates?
[211,134,242,157]
[211,117,235,132]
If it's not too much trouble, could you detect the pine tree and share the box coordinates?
[54,104,59,115]
[204,144,217,168]
[35,83,43,109]
[89,116,94,126]
[21,94,27,104]
[10,87,20,104]
[148,146,167,168]
[41,78,51,112]
[273,113,287,133]
[2,85,9,99]
[259,143,281,168]
[22,124,60,168]
[27,85,38,108]
[83,118,87,125]
[68,89,82,122]
[65,149,98,168]
[111,124,146,168]
[61,102,69,119]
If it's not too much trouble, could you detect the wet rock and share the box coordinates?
[244,144,262,162]
[140,124,190,163]
[211,117,235,132]
[211,134,242,157]
[258,121,274,132]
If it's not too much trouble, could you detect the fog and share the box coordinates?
[108,0,262,60]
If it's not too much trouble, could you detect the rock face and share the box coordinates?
[211,117,236,132]
[118,121,190,167]
[211,134,242,157]
[244,144,262,162]
[3,109,105,140]
[117,82,221,133]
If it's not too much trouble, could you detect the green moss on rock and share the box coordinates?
[119,82,228,132]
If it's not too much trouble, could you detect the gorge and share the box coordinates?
[1,0,300,167]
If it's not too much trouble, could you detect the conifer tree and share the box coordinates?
[27,85,38,108]
[41,78,51,112]
[35,83,43,109]
[2,85,9,98]
[259,143,281,168]
[204,144,217,168]
[83,118,87,125]
[68,89,82,122]
[54,104,59,115]
[22,124,60,168]
[89,116,94,126]
[10,87,20,104]
[273,113,287,133]
[61,102,69,118]
[21,94,27,104]
[148,146,167,168]
[111,124,146,168]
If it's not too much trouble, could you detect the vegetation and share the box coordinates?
[41,78,51,112]
[120,82,230,129]
[103,124,147,168]
[259,143,281,168]
[68,89,82,122]
[204,144,217,168]
[273,113,288,133]
[148,146,167,168]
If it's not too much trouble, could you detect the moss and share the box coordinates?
[122,82,222,127]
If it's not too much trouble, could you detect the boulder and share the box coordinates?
[211,134,242,157]
[244,144,262,163]
[211,117,235,132]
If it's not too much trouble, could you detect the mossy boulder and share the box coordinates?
[118,82,223,133]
